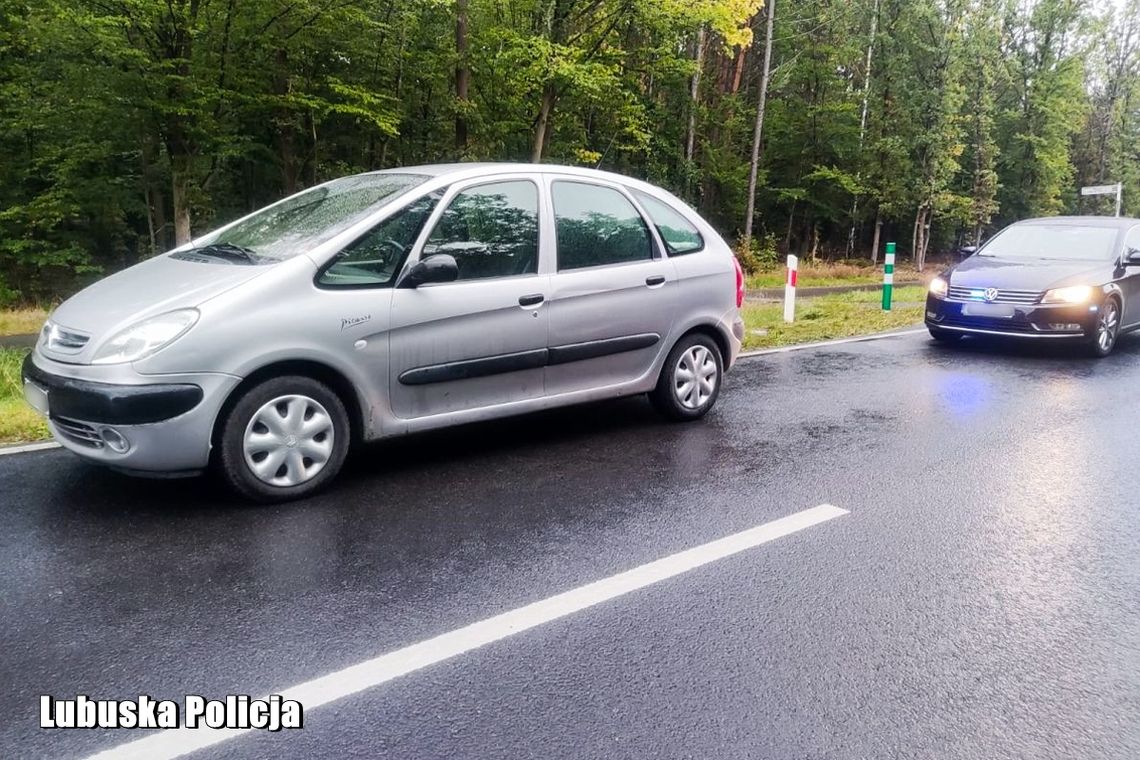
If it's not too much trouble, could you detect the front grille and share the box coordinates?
[947,286,1041,305]
[52,416,103,448]
[43,323,90,353]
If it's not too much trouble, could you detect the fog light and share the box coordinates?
[1046,323,1082,332]
[99,427,130,453]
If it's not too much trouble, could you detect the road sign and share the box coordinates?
[1080,182,1123,216]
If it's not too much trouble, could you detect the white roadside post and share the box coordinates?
[784,255,798,323]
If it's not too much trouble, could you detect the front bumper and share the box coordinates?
[21,352,240,473]
[924,294,1099,339]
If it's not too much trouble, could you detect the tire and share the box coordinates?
[215,375,351,502]
[650,333,724,421]
[1086,297,1121,358]
[928,326,961,343]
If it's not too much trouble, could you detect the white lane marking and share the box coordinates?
[738,327,927,358]
[83,504,848,760]
[0,441,59,456]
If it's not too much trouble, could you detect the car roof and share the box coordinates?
[1017,216,1140,229]
[363,162,668,193]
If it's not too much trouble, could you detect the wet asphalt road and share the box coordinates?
[2,331,1140,760]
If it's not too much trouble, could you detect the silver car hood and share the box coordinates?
[42,254,270,364]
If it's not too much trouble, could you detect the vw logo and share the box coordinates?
[983,287,999,302]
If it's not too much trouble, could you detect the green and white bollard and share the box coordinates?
[882,241,895,311]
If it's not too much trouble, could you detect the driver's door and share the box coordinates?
[388,176,551,421]
[1121,225,1140,328]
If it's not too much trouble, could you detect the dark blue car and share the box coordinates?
[926,216,1140,357]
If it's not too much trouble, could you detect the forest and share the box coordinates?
[1,0,1138,303]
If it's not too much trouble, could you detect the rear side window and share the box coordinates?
[634,191,704,256]
[422,181,539,281]
[553,181,652,270]
[317,191,442,288]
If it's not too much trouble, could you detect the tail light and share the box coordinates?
[733,257,745,308]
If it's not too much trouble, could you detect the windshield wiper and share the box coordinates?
[192,243,262,264]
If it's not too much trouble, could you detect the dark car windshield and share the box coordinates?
[194,173,427,262]
[979,224,1119,262]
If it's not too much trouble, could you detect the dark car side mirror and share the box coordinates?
[958,245,978,258]
[398,254,459,288]
[1125,248,1140,266]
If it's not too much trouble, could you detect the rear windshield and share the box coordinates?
[197,173,426,262]
[979,224,1120,262]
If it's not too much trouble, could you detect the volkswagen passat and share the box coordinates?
[925,216,1140,357]
[23,164,745,501]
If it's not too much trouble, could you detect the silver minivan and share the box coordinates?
[23,164,745,501]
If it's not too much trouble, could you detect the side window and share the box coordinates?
[317,191,442,288]
[421,181,539,281]
[553,181,652,270]
[1127,226,1140,255]
[634,191,704,256]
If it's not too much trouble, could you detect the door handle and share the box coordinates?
[645,275,666,287]
[518,294,545,307]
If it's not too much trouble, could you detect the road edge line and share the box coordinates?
[738,326,926,358]
[0,441,59,456]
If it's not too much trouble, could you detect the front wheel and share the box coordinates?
[650,334,724,421]
[1086,298,1121,358]
[216,375,351,502]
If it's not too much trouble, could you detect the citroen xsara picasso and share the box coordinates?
[23,164,745,501]
[926,216,1140,357]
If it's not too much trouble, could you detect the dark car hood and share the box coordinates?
[948,256,1113,291]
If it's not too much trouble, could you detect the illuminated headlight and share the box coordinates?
[1041,285,1093,305]
[92,309,199,364]
[928,277,949,299]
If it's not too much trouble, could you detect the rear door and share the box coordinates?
[543,176,676,396]
[388,176,551,419]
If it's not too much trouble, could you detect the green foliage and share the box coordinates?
[0,0,1138,300]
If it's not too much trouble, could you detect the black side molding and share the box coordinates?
[547,333,660,366]
[398,333,661,386]
[22,355,204,425]
[399,348,549,386]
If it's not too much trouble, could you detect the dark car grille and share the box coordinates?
[52,416,103,448]
[947,286,1041,305]
[940,317,1038,333]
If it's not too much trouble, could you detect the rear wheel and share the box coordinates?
[216,375,350,502]
[650,333,723,421]
[1086,297,1120,358]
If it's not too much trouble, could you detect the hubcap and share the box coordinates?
[1098,302,1119,351]
[243,394,334,487]
[673,345,718,410]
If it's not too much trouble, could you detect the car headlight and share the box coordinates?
[1041,285,1093,305]
[92,309,199,364]
[929,277,949,299]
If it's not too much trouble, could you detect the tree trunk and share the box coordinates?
[870,212,882,264]
[846,0,880,257]
[685,26,708,169]
[455,0,470,153]
[532,84,556,162]
[171,154,192,246]
[743,0,776,247]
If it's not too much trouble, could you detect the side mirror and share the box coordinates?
[958,245,978,258]
[1125,248,1140,266]
[398,254,459,288]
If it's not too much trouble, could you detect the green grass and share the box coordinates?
[0,307,49,337]
[741,286,927,350]
[0,348,50,443]
[745,262,926,290]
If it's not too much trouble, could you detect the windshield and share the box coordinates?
[979,224,1119,262]
[195,173,427,262]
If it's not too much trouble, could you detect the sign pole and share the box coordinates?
[882,242,895,311]
[1117,182,1123,217]
[784,255,797,323]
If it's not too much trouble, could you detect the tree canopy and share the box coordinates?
[1,0,1138,302]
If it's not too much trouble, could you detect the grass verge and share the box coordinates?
[0,307,49,337]
[741,286,927,350]
[745,262,927,290]
[0,348,50,443]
